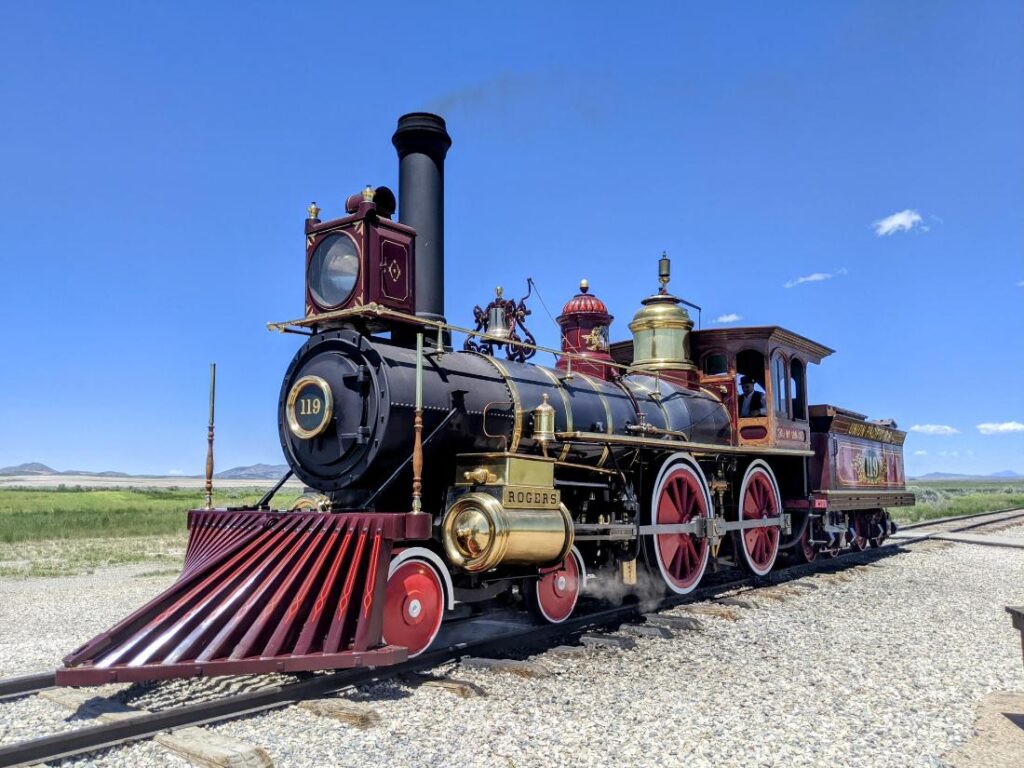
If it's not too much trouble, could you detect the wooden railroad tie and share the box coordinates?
[580,633,638,651]
[403,672,487,698]
[297,698,381,729]
[460,657,553,678]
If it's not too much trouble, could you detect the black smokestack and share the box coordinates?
[392,112,452,324]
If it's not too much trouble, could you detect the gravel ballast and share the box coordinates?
[1,529,1022,767]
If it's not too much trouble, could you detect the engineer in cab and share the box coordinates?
[738,376,766,418]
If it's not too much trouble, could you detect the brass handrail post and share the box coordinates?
[205,363,216,510]
[411,334,424,514]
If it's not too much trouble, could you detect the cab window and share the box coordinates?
[790,359,806,420]
[772,354,787,416]
[703,352,728,376]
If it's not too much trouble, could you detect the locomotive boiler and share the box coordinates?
[57,113,914,685]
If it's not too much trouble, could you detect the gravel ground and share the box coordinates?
[1,528,1022,767]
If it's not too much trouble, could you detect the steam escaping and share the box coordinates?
[584,564,668,613]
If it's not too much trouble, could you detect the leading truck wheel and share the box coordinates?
[647,456,713,595]
[734,460,782,576]
[525,547,584,624]
[382,555,446,657]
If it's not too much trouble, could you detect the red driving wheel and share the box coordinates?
[735,461,781,576]
[526,548,583,624]
[382,556,445,658]
[650,460,711,594]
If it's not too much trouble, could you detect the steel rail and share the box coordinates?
[0,673,55,703]
[2,508,1021,768]
[896,506,1024,531]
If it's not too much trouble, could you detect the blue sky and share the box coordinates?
[0,2,1021,477]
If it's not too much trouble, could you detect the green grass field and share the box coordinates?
[890,480,1024,523]
[0,481,1020,578]
[0,487,272,578]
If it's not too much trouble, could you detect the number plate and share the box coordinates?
[286,375,334,439]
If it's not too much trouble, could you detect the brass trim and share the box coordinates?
[470,352,523,452]
[573,371,613,467]
[289,492,331,512]
[622,377,672,431]
[553,460,618,475]
[285,375,334,439]
[555,430,815,457]
[535,364,573,461]
[267,303,640,373]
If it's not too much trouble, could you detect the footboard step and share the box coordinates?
[156,727,274,767]
[580,633,637,651]
[460,657,552,678]
[622,624,673,639]
[643,614,704,632]
[405,673,487,698]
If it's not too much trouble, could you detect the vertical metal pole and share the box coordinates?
[205,363,216,510]
[411,334,424,513]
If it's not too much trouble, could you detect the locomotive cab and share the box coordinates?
[689,326,833,452]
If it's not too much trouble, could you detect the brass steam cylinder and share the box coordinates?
[441,492,574,573]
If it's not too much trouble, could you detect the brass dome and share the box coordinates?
[628,292,696,372]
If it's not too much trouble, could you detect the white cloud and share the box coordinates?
[167,469,184,476]
[784,271,836,289]
[714,313,743,323]
[938,450,959,458]
[873,209,925,236]
[976,421,1024,435]
[913,450,928,456]
[909,424,960,436]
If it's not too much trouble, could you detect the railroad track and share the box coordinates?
[1,506,1021,768]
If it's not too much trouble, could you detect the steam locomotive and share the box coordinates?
[58,113,913,685]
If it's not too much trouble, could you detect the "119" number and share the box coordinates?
[298,397,322,416]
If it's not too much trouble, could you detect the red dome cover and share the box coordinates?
[558,280,610,320]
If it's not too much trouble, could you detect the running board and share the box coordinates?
[58,510,427,685]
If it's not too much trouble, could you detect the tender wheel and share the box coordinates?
[868,509,888,548]
[734,460,782,576]
[791,516,817,564]
[526,547,584,624]
[382,555,445,657]
[647,457,713,594]
[847,513,868,552]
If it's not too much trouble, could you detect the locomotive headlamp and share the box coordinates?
[308,232,360,309]
[285,375,334,439]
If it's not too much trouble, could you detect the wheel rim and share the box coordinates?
[382,558,444,657]
[653,463,710,594]
[534,550,581,623]
[738,465,781,575]
[799,523,817,562]
[848,514,868,551]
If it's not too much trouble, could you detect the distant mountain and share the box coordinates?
[912,471,1023,481]
[215,464,290,480]
[0,462,57,476]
